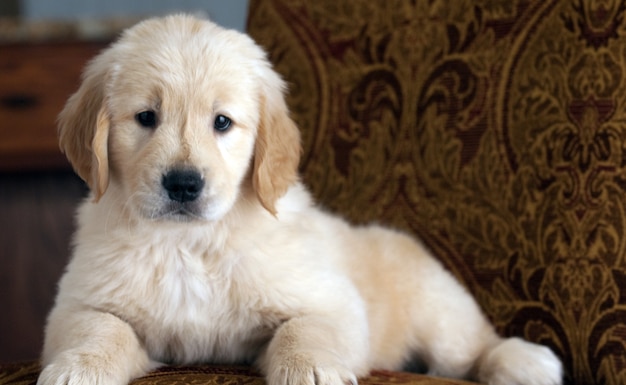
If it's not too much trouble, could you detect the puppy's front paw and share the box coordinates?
[37,351,128,385]
[267,352,358,385]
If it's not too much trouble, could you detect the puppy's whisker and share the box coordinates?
[122,196,141,236]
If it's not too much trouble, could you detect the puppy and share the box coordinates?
[38,15,562,385]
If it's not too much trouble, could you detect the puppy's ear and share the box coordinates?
[58,53,112,201]
[253,67,301,216]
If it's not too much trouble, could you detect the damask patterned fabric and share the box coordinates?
[247,1,626,384]
[0,362,474,385]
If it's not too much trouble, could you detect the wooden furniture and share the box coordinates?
[0,41,106,170]
[0,39,106,361]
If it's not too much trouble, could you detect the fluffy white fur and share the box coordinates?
[38,15,563,385]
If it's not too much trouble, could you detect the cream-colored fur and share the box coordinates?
[38,15,562,385]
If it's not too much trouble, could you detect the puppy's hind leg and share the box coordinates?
[407,261,495,380]
[476,337,562,385]
[407,259,562,385]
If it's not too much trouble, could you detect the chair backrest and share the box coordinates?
[247,1,626,384]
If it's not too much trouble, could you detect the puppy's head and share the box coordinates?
[59,15,300,221]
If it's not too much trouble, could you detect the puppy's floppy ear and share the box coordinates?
[58,52,113,202]
[253,65,302,216]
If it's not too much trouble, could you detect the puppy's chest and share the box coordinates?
[117,250,282,364]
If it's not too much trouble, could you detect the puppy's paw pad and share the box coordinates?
[479,338,562,385]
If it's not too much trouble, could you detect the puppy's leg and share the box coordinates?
[477,337,563,385]
[38,306,153,385]
[407,258,562,385]
[259,311,369,385]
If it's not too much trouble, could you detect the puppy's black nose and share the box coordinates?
[162,169,205,203]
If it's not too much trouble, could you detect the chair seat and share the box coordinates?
[0,361,477,385]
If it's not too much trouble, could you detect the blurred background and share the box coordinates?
[0,0,248,363]
[1,0,248,31]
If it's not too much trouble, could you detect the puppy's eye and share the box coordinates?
[136,110,158,129]
[214,115,232,132]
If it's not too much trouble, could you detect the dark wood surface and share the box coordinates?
[0,41,104,361]
[0,171,86,362]
[0,41,107,171]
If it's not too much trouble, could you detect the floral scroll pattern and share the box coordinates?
[0,362,472,385]
[247,0,626,384]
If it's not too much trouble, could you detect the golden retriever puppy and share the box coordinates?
[38,15,562,385]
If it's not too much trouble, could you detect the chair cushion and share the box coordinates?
[0,362,476,385]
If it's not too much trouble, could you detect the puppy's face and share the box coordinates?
[58,16,301,222]
[107,24,261,221]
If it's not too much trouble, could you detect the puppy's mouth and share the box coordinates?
[159,201,205,222]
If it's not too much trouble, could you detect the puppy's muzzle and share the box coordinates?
[162,169,205,203]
